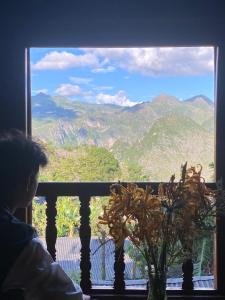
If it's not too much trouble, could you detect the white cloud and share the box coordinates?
[70,76,93,85]
[92,66,115,73]
[55,84,82,97]
[84,47,214,76]
[96,90,139,107]
[32,47,213,76]
[55,83,93,100]
[32,51,99,70]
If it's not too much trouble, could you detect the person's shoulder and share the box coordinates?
[0,210,36,247]
[19,237,54,266]
[28,237,48,254]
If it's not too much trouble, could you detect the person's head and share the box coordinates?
[0,129,48,211]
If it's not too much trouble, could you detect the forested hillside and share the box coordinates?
[32,93,214,181]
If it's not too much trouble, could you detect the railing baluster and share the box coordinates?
[114,244,125,293]
[79,193,92,293]
[45,195,57,261]
[182,258,194,292]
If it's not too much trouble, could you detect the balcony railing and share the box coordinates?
[36,182,221,300]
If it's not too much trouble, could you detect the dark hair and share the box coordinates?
[0,129,48,196]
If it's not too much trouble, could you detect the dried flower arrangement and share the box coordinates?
[99,163,225,300]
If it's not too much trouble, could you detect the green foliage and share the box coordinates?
[74,145,121,181]
[90,197,109,235]
[126,242,147,279]
[193,234,214,275]
[40,144,121,182]
[126,163,149,181]
[33,197,108,238]
[56,197,80,237]
[32,197,80,238]
[32,198,46,237]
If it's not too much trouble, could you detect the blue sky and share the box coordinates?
[30,47,214,106]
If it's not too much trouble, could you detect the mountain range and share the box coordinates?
[32,93,214,181]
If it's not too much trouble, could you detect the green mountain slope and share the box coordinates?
[131,114,213,181]
[32,93,214,181]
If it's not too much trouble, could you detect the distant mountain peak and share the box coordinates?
[35,92,49,97]
[185,95,213,106]
[32,93,76,119]
[152,94,180,104]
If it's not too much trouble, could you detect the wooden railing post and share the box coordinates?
[79,193,92,293]
[182,258,194,292]
[46,195,57,261]
[114,244,125,293]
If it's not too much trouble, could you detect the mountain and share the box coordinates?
[32,93,214,181]
[185,95,213,107]
[114,113,213,181]
[32,93,76,119]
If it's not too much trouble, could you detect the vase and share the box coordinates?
[147,269,167,300]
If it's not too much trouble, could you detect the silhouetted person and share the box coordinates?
[0,129,85,300]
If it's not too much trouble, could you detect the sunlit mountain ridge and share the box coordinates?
[32,93,214,181]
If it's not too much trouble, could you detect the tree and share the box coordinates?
[39,144,121,182]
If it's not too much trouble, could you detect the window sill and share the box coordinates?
[90,294,225,300]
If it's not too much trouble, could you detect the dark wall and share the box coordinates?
[2,0,225,46]
[0,0,225,130]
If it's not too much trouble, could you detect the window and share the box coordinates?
[30,46,216,291]
[31,47,215,183]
